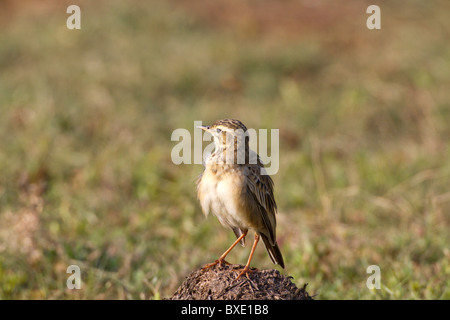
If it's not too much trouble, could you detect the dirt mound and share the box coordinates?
[169,263,313,300]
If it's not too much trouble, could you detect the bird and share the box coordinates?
[196,119,284,279]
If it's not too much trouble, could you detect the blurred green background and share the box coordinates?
[0,0,449,299]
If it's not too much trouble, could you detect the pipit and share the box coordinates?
[197,119,284,279]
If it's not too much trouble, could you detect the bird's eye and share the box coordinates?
[216,128,222,134]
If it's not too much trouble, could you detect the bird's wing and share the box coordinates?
[245,164,277,245]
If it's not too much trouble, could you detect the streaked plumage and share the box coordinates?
[196,119,284,278]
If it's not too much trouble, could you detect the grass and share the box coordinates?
[0,0,449,299]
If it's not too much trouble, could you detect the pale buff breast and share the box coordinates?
[198,165,258,231]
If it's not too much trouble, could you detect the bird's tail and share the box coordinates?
[260,233,285,269]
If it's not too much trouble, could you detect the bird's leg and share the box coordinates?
[202,230,248,270]
[236,233,260,280]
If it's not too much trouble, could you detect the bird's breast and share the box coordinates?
[197,165,253,230]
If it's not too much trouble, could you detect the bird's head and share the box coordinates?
[197,119,248,150]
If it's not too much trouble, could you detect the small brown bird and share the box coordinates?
[197,119,284,279]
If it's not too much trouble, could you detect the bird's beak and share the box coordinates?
[197,125,211,131]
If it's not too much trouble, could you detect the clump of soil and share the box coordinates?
[169,263,313,300]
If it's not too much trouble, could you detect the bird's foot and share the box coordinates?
[235,265,257,280]
[201,259,231,270]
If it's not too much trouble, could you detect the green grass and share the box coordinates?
[0,0,449,299]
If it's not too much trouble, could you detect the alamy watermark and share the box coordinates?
[65,5,380,31]
[366,5,381,30]
[366,265,381,290]
[66,265,81,290]
[171,121,279,175]
[66,5,81,30]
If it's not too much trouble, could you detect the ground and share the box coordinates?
[169,263,312,300]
